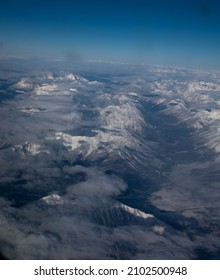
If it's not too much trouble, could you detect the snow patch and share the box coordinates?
[41,194,65,205]
[12,142,50,156]
[117,203,154,219]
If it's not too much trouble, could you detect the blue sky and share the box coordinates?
[0,0,220,68]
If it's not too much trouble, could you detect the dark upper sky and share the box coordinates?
[0,0,220,68]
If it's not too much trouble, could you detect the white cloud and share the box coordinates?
[35,84,58,95]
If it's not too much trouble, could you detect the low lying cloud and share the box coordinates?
[0,167,203,260]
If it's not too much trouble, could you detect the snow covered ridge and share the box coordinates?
[12,78,36,91]
[54,129,135,157]
[9,67,220,158]
[10,70,146,164]
[11,72,93,94]
[100,102,144,133]
[187,81,220,93]
[116,203,154,219]
[39,193,166,235]
[64,73,88,82]
[2,64,220,259]
[12,142,50,156]
[54,132,99,155]
[41,193,154,220]
[150,77,220,153]
[151,79,220,97]
[41,194,66,205]
[52,96,145,158]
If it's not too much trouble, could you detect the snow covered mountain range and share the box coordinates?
[0,60,220,259]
